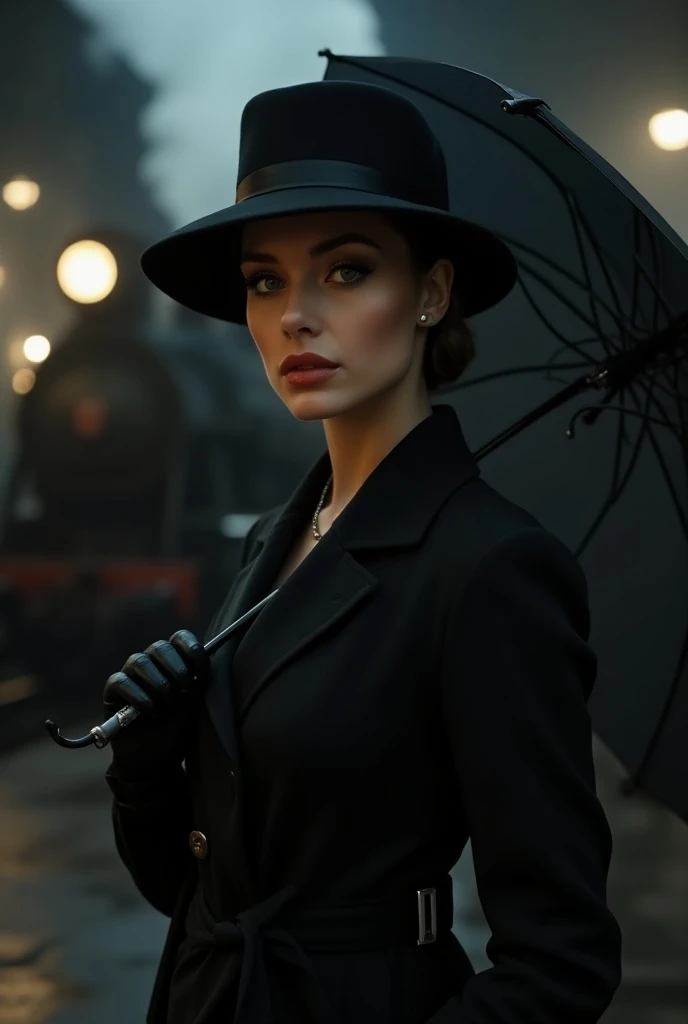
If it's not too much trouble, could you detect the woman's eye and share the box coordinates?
[329,263,369,285]
[253,275,282,293]
[245,263,369,294]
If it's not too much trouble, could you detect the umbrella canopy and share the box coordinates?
[321,52,688,824]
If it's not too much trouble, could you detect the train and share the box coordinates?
[0,311,313,740]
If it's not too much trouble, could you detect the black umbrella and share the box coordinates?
[320,51,688,825]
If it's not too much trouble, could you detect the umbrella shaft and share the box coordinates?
[474,373,591,461]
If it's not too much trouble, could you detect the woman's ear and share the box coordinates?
[419,258,454,324]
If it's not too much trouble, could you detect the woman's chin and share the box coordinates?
[285,397,342,422]
[280,385,352,422]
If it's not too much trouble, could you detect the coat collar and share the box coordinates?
[203,403,480,772]
[252,402,480,551]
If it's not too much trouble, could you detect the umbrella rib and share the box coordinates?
[517,259,621,356]
[572,387,653,557]
[451,361,590,391]
[569,404,677,437]
[643,369,686,413]
[637,312,688,415]
[632,249,677,323]
[568,194,641,335]
[550,338,614,359]
[516,272,598,349]
[563,189,625,339]
[565,403,679,440]
[606,386,643,502]
[572,369,687,557]
[632,373,681,435]
[499,232,632,334]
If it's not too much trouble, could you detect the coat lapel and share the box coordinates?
[203,449,336,769]
[204,403,480,773]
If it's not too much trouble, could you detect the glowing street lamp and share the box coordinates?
[57,240,118,303]
[648,109,688,151]
[23,335,51,363]
[3,176,40,210]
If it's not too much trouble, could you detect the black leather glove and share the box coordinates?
[102,629,210,787]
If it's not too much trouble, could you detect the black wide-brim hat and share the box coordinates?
[141,80,518,322]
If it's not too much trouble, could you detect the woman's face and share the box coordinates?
[240,209,452,422]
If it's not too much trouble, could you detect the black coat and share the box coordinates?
[107,403,622,1024]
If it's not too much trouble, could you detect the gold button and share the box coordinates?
[189,830,208,859]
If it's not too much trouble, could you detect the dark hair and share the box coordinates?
[382,212,476,393]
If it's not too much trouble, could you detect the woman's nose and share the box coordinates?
[280,289,321,337]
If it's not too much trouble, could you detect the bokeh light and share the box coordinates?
[2,176,41,210]
[23,335,51,363]
[56,240,118,303]
[648,109,688,151]
[71,396,109,439]
[12,368,36,394]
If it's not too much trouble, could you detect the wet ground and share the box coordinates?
[0,726,686,1023]
[0,715,168,1024]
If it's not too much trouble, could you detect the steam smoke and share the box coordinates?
[65,0,384,229]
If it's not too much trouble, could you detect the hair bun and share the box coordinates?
[422,290,476,393]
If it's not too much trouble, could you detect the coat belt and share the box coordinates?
[185,875,454,1024]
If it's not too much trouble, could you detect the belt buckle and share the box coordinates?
[416,887,437,945]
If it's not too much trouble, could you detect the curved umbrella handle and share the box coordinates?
[44,589,279,751]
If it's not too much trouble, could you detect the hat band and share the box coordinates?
[235,159,440,209]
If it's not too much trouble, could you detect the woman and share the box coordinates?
[103,80,622,1024]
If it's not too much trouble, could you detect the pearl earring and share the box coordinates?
[419,313,430,323]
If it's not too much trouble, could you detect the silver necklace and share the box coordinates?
[311,473,333,541]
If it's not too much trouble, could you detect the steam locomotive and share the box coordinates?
[0,312,309,740]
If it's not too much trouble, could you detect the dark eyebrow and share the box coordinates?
[240,233,382,265]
